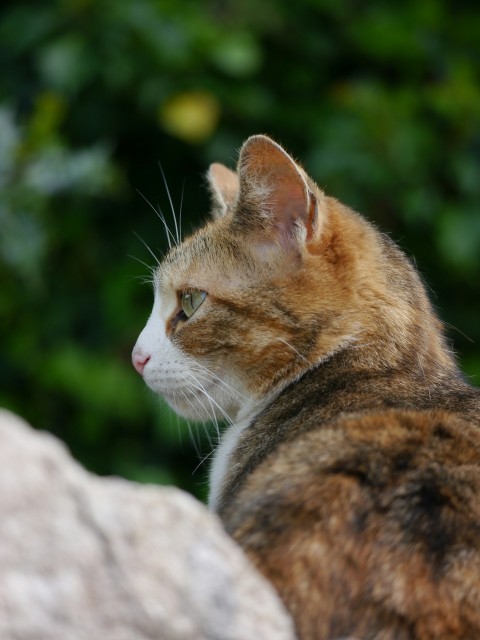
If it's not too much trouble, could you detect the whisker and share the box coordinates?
[192,448,216,476]
[192,369,239,400]
[276,337,310,364]
[195,402,218,449]
[136,189,175,250]
[129,274,154,286]
[156,203,178,250]
[132,231,161,266]
[192,360,248,401]
[166,391,183,446]
[189,384,221,445]
[128,253,157,274]
[177,389,204,455]
[179,177,186,244]
[183,379,217,446]
[186,374,233,427]
[182,371,232,440]
[181,375,221,445]
[187,421,202,456]
[158,162,180,247]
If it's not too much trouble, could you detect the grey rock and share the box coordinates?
[0,409,296,640]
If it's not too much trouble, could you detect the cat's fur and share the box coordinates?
[133,135,480,639]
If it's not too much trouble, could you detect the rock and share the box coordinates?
[0,409,295,640]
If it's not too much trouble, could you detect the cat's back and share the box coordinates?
[223,405,480,639]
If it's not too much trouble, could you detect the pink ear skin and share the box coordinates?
[207,162,239,219]
[236,135,320,253]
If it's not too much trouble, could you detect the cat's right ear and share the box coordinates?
[234,135,323,260]
[207,163,239,220]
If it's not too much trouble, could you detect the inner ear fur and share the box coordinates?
[207,163,239,219]
[236,135,320,248]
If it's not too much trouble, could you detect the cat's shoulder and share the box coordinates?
[223,408,480,638]
[224,407,480,539]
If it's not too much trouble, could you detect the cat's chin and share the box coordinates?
[160,389,239,424]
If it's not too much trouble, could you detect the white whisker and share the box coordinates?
[128,254,153,271]
[129,274,154,286]
[184,380,217,447]
[177,389,203,455]
[192,447,216,476]
[128,240,158,288]
[156,205,176,250]
[132,232,161,267]
[182,370,233,435]
[192,360,248,401]
[190,385,222,443]
[158,162,180,247]
[137,189,176,249]
[179,177,186,244]
[276,337,310,364]
[187,422,202,456]
[181,373,222,442]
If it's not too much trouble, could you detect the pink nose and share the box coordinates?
[132,351,150,375]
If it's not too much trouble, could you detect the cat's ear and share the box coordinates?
[207,163,239,219]
[236,135,321,254]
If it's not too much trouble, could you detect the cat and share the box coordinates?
[132,135,480,640]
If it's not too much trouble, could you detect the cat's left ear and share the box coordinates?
[207,163,239,219]
[236,135,321,255]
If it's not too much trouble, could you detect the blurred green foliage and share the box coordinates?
[1,0,479,500]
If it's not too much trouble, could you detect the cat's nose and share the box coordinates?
[132,350,150,375]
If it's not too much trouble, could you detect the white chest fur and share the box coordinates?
[208,399,269,511]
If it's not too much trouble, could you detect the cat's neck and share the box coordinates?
[209,345,478,514]
[208,394,275,511]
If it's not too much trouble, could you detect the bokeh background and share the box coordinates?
[1,0,479,501]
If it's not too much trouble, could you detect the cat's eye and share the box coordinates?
[181,290,207,319]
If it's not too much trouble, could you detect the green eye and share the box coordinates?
[181,290,207,319]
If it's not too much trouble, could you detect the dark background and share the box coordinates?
[1,0,479,501]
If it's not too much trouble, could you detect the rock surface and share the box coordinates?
[0,409,295,640]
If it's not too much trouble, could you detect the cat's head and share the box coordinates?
[132,135,450,422]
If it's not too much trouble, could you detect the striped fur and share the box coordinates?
[133,135,480,639]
